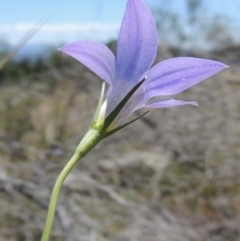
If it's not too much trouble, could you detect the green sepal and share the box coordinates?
[91,82,105,128]
[103,111,149,138]
[103,77,146,131]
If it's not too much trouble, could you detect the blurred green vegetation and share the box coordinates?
[0,49,71,81]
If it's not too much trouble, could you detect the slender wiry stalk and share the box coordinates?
[0,19,47,70]
[41,129,102,241]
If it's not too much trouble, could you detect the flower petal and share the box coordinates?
[59,41,116,86]
[116,0,158,87]
[143,57,228,98]
[145,99,198,108]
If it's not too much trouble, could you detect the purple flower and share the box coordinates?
[59,0,227,131]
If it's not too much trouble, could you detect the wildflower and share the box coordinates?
[41,1,227,240]
[59,0,227,134]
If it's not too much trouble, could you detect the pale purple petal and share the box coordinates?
[59,41,116,86]
[145,99,198,108]
[143,57,228,99]
[110,57,226,123]
[116,0,158,87]
[112,97,197,126]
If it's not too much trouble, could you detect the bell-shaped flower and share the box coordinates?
[59,0,227,135]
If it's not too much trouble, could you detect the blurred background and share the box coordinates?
[0,0,240,240]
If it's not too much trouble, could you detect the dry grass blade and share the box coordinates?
[0,18,49,70]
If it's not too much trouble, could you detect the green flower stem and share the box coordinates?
[41,128,102,241]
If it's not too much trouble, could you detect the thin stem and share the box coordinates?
[41,128,102,241]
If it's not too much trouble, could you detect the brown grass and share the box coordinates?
[0,51,239,241]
